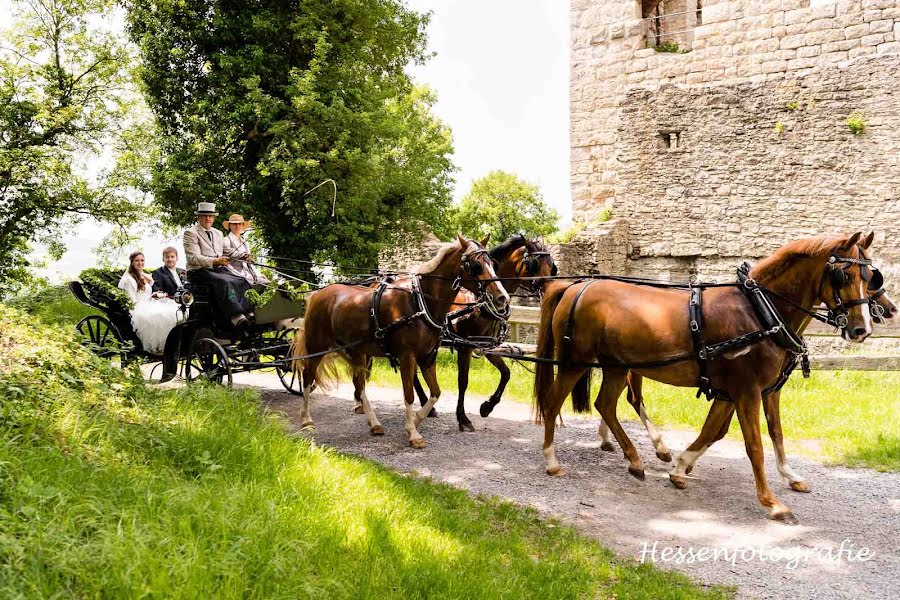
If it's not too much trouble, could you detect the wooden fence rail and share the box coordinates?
[505,306,900,371]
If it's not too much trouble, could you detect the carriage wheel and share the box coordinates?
[186,337,233,387]
[75,315,122,359]
[274,330,304,396]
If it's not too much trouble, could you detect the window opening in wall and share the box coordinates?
[641,1,700,51]
[657,130,682,151]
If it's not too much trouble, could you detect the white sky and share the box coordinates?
[25,0,571,279]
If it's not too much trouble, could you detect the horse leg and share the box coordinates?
[300,356,322,430]
[595,368,645,479]
[542,369,588,475]
[355,356,374,414]
[399,354,426,449]
[685,404,735,475]
[764,390,810,492]
[479,353,510,418]
[352,356,384,435]
[734,390,797,524]
[670,399,732,488]
[455,348,475,432]
[415,361,442,428]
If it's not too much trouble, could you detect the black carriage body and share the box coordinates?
[69,276,303,394]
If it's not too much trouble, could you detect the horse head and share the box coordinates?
[858,232,897,323]
[455,233,510,310]
[822,232,877,342]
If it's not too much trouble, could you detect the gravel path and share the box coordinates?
[239,372,898,599]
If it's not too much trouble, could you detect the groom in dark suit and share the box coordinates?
[151,246,187,296]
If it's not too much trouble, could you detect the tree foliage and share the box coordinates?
[446,171,559,242]
[125,0,455,272]
[0,0,146,292]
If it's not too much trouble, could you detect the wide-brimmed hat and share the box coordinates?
[195,202,218,216]
[222,214,252,230]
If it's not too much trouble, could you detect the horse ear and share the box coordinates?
[841,232,862,250]
[861,231,875,249]
[480,233,491,247]
[456,233,468,248]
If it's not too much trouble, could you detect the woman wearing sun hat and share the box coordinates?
[222,213,268,286]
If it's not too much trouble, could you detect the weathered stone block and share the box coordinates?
[876,40,900,52]
[704,2,732,24]
[798,44,823,57]
[869,19,895,32]
[781,33,807,48]
[844,23,871,38]
[824,38,862,52]
[863,9,884,21]
[861,32,887,44]
[785,8,813,26]
[805,28,848,44]
[849,43,879,57]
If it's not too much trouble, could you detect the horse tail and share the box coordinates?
[533,281,569,424]
[570,371,592,414]
[290,305,342,391]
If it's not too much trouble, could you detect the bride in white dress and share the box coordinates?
[117,251,182,354]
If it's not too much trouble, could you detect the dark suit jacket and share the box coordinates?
[152,267,187,296]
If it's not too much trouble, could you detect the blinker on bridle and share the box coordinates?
[825,249,882,328]
[519,249,558,293]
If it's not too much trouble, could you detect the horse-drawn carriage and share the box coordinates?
[69,271,305,394]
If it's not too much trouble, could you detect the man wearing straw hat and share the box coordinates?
[183,202,251,330]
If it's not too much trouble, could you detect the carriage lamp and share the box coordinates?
[174,288,194,308]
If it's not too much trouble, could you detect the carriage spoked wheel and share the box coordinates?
[274,329,304,396]
[75,315,122,359]
[186,337,233,386]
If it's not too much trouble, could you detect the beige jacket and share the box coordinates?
[183,223,225,270]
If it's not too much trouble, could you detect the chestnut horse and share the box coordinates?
[534,233,876,524]
[410,235,558,431]
[292,235,508,448]
[597,250,896,472]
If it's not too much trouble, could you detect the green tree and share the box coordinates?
[446,170,559,242]
[125,0,455,273]
[0,0,145,292]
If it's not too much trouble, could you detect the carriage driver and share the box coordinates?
[183,202,252,330]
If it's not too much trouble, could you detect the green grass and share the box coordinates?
[0,308,727,598]
[9,282,98,327]
[368,351,900,472]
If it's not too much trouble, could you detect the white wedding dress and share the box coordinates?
[118,273,182,354]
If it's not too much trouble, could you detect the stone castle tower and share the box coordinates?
[570,0,900,280]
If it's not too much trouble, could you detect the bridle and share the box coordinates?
[516,247,558,296]
[824,247,882,328]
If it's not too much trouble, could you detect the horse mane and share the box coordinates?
[414,242,460,274]
[751,235,847,283]
[488,234,527,261]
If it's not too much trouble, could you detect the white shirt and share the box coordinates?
[168,267,183,288]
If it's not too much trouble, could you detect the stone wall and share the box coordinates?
[571,0,900,281]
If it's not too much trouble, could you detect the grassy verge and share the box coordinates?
[0,308,727,599]
[368,351,900,472]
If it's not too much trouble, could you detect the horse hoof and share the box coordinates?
[479,402,492,418]
[656,450,673,463]
[789,481,811,493]
[773,510,799,526]
[546,465,563,476]
[301,421,316,431]
[409,437,427,449]
[600,442,615,452]
[669,474,687,490]
[370,425,385,436]
[458,421,475,433]
[628,466,645,481]
[685,465,694,475]
[353,405,364,415]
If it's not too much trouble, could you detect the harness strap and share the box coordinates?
[688,285,715,400]
[562,280,593,366]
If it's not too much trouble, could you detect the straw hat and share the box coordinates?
[222,213,252,231]
[195,202,218,216]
